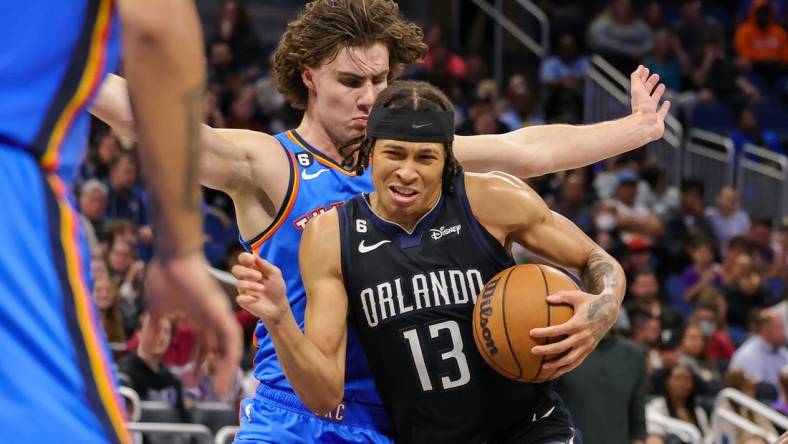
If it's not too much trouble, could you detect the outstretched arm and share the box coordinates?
[233,210,347,414]
[454,66,670,177]
[468,173,625,378]
[91,74,284,195]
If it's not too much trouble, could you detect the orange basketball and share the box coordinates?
[472,264,577,383]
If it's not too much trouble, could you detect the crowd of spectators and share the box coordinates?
[71,0,785,441]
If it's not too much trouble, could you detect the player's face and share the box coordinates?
[304,43,389,145]
[370,139,445,227]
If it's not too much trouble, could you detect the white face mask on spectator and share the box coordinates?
[698,320,716,337]
[595,212,617,232]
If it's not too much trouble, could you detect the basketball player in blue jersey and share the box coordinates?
[89,1,668,441]
[231,80,627,443]
[0,1,241,442]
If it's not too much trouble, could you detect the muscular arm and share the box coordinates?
[454,66,669,178]
[91,74,286,196]
[468,173,625,345]
[237,211,348,415]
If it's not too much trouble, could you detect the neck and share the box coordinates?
[369,190,441,233]
[296,108,344,163]
[138,348,161,372]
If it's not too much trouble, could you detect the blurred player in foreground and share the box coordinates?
[0,1,241,442]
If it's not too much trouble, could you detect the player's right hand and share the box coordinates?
[233,252,291,324]
[144,252,243,397]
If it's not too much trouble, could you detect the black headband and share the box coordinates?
[366,107,454,143]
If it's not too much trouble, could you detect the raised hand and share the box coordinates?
[232,252,291,324]
[629,65,671,143]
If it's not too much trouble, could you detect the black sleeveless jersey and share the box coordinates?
[336,172,555,444]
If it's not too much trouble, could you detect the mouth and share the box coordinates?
[352,116,368,126]
[388,185,419,204]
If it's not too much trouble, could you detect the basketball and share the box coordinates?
[472,264,577,383]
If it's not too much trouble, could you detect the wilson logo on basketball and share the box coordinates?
[429,224,461,240]
[478,277,500,356]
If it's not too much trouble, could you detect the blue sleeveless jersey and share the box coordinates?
[241,130,384,406]
[0,1,126,443]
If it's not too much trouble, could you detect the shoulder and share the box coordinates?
[645,396,668,413]
[465,171,548,224]
[303,208,340,241]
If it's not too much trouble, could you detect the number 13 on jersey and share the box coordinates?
[401,320,471,392]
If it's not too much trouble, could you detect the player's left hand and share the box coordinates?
[629,65,671,143]
[529,290,619,379]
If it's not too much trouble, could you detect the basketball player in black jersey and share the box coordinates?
[233,81,626,443]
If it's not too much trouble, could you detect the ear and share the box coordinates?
[301,66,316,93]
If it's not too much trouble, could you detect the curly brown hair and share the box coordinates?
[272,0,427,109]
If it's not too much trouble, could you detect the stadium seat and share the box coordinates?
[190,402,239,434]
[139,400,182,423]
[752,104,788,137]
[691,103,736,135]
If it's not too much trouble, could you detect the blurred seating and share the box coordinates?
[190,402,239,434]
[691,103,736,135]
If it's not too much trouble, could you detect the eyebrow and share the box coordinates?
[336,69,389,80]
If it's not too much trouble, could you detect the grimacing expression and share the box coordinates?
[303,43,389,145]
[370,139,445,227]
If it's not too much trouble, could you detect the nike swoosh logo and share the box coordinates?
[358,240,391,253]
[302,168,329,180]
[412,122,432,129]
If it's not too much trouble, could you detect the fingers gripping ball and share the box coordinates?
[472,264,576,383]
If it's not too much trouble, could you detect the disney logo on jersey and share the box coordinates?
[429,224,462,241]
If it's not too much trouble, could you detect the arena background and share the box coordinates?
[79,1,787,443]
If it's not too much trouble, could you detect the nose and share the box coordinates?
[395,161,418,184]
[357,82,376,111]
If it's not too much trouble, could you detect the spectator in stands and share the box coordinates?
[731,107,783,155]
[730,308,788,395]
[723,236,756,281]
[594,153,641,200]
[645,435,666,444]
[78,179,109,256]
[225,84,268,133]
[587,0,654,73]
[771,365,788,414]
[637,164,679,220]
[92,275,126,343]
[662,179,718,272]
[556,330,647,444]
[106,236,144,335]
[723,369,780,433]
[630,311,662,353]
[737,436,769,444]
[682,236,724,304]
[691,32,761,105]
[641,0,665,30]
[690,301,737,366]
[105,152,147,227]
[646,363,710,437]
[678,322,721,385]
[706,186,752,255]
[79,130,120,184]
[499,73,544,131]
[209,0,263,71]
[421,24,467,82]
[457,98,506,136]
[551,172,595,235]
[674,0,723,60]
[626,268,684,332]
[642,29,691,93]
[118,314,189,421]
[723,253,773,334]
[735,1,787,83]
[204,87,226,129]
[207,40,241,92]
[610,170,664,244]
[539,33,589,94]
[749,217,784,282]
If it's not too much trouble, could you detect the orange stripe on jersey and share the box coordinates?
[250,151,301,252]
[48,175,131,444]
[40,0,113,171]
[285,130,359,176]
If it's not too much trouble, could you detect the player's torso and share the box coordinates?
[338,172,553,443]
[0,0,121,179]
[244,130,380,396]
